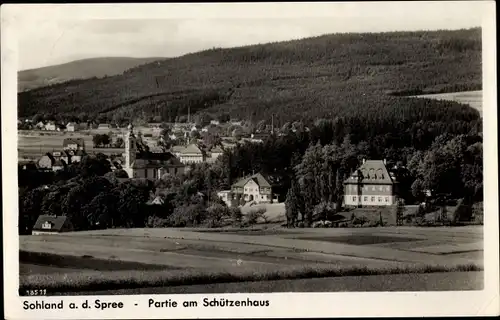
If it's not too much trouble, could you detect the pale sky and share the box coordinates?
[9,2,487,70]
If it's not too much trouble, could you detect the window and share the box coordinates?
[385,197,389,202]
[371,186,376,191]
[352,196,357,201]
[364,196,368,201]
[378,197,382,202]
[379,186,383,191]
[371,197,375,202]
[245,188,248,192]
[386,186,391,192]
[261,196,264,199]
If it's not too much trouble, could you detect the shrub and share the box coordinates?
[313,201,337,221]
[229,207,243,225]
[352,216,368,226]
[205,204,230,228]
[244,208,267,226]
[168,204,207,227]
[146,215,169,228]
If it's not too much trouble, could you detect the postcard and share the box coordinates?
[2,2,498,319]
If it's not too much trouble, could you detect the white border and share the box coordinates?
[2,2,498,319]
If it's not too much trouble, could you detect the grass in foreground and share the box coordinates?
[19,261,481,295]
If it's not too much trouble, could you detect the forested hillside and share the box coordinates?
[18,28,481,125]
[18,57,165,92]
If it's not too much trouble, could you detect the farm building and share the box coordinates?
[32,215,73,235]
[343,159,399,207]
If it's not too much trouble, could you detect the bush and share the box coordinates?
[229,207,243,225]
[146,215,169,228]
[168,204,207,227]
[205,204,230,228]
[244,208,266,226]
[313,201,337,221]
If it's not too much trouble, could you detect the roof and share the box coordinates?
[171,145,185,153]
[63,138,85,147]
[32,215,70,232]
[132,151,183,169]
[67,122,76,126]
[252,133,271,139]
[210,145,224,153]
[53,159,66,166]
[232,173,273,188]
[180,143,203,155]
[344,160,397,185]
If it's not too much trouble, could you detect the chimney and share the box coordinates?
[383,159,387,165]
[362,158,366,164]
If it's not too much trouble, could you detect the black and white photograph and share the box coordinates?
[2,2,498,319]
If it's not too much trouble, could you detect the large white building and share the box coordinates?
[343,159,398,207]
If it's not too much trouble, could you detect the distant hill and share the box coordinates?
[18,28,481,125]
[18,57,166,92]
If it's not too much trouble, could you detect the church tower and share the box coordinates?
[124,123,137,178]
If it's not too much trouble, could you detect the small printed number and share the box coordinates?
[26,289,47,296]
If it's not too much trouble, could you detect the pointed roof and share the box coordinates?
[232,172,273,188]
[344,160,397,185]
[32,215,71,232]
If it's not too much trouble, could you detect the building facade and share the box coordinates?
[343,159,398,207]
[179,143,206,164]
[218,173,277,207]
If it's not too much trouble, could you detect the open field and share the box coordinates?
[68,271,483,295]
[412,90,482,116]
[17,133,124,160]
[20,226,483,294]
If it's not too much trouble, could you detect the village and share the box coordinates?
[12,19,487,298]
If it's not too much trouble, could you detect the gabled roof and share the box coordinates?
[32,215,70,232]
[63,138,85,147]
[180,143,203,155]
[344,160,396,185]
[132,151,183,169]
[232,173,273,188]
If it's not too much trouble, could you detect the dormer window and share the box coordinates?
[41,221,52,230]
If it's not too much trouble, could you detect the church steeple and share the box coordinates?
[124,123,137,178]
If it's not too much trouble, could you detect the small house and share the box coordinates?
[63,138,85,151]
[44,121,56,131]
[35,121,45,130]
[38,154,53,170]
[66,122,78,132]
[209,145,224,161]
[32,215,73,235]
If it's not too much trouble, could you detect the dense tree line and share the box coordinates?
[18,28,481,125]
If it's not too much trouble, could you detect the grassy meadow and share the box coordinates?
[19,226,483,294]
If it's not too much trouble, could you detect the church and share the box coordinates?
[122,124,185,179]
